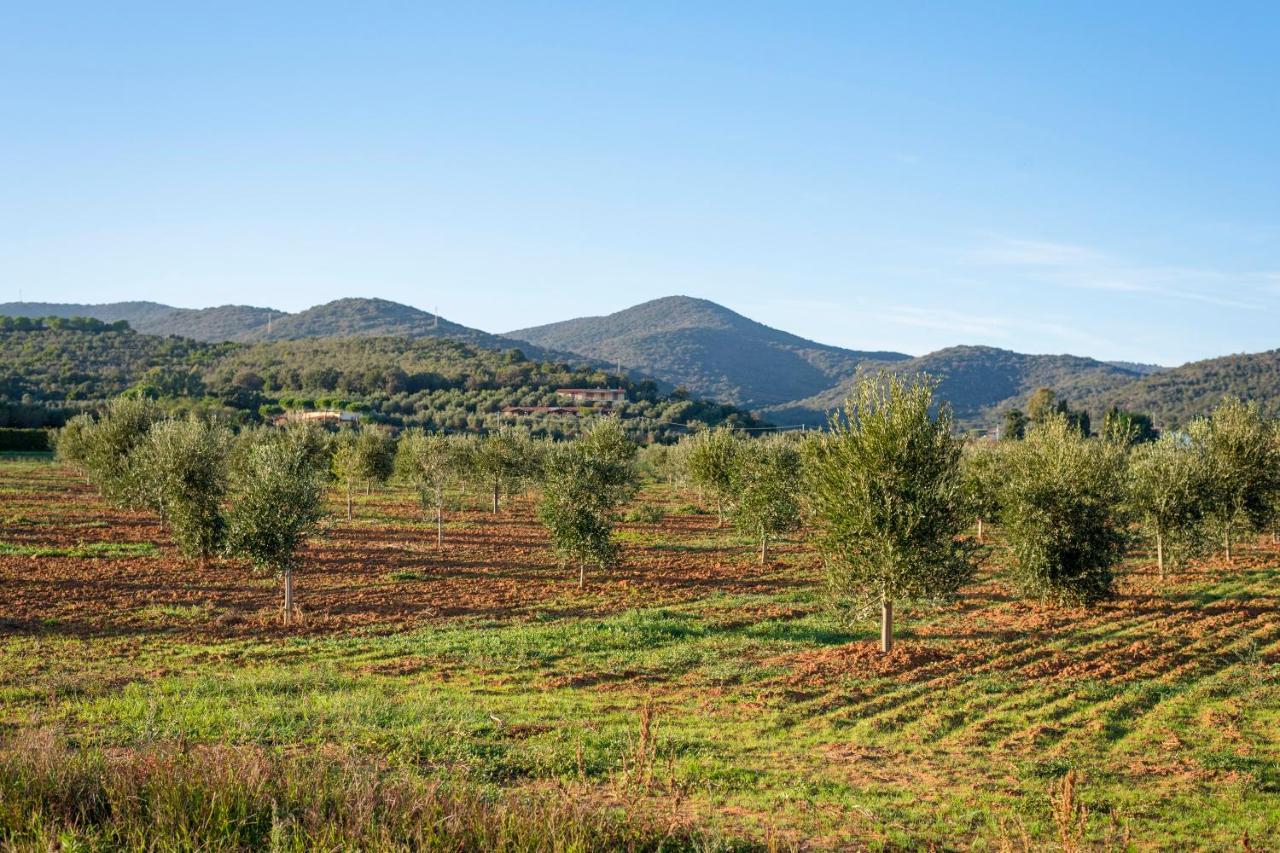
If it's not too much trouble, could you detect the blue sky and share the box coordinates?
[3,3,1278,366]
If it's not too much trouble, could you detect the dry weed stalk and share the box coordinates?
[1052,769,1089,852]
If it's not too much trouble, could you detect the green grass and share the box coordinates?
[387,570,431,582]
[5,580,1276,847]
[0,540,157,558]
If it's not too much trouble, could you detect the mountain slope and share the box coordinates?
[243,298,505,347]
[507,295,909,409]
[0,298,557,358]
[764,345,1145,428]
[0,301,283,340]
[1079,349,1280,428]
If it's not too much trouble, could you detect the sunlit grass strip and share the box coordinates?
[0,540,156,558]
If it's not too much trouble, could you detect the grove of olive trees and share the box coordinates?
[53,386,1280,652]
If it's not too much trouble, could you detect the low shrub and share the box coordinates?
[624,504,667,524]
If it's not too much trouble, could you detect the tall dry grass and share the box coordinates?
[0,730,726,851]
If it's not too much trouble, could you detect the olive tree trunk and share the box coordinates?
[492,481,500,514]
[282,568,294,626]
[880,597,894,654]
[1156,530,1165,580]
[759,527,768,565]
[346,480,353,521]
[976,517,984,544]
[436,486,444,549]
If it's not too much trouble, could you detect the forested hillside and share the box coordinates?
[0,298,557,358]
[0,318,756,438]
[0,317,234,403]
[764,346,1145,429]
[238,298,540,354]
[1079,349,1280,428]
[507,295,909,409]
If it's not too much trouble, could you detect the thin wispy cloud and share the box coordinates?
[873,304,1117,355]
[969,236,1277,311]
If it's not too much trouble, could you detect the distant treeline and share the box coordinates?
[0,315,131,333]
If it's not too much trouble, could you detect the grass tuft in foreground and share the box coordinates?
[0,730,741,852]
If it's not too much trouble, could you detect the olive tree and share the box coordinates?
[469,429,534,514]
[536,418,637,588]
[959,441,1004,544]
[53,413,96,481]
[331,429,394,520]
[1001,415,1129,605]
[1265,423,1280,545]
[80,397,159,507]
[731,436,802,564]
[1127,435,1210,579]
[684,427,742,527]
[805,374,976,653]
[224,439,327,626]
[395,429,464,548]
[1189,398,1278,564]
[133,416,233,568]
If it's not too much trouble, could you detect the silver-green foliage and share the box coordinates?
[395,430,466,546]
[684,427,742,526]
[1188,397,1279,561]
[331,428,394,518]
[468,429,538,514]
[133,416,233,567]
[52,413,95,474]
[958,441,1005,541]
[76,398,159,507]
[536,418,637,587]
[1001,415,1129,605]
[224,439,327,576]
[805,374,975,619]
[731,436,802,563]
[1127,435,1210,577]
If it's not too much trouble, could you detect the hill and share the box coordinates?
[0,301,284,340]
[1079,349,1280,428]
[763,345,1145,429]
[0,319,756,438]
[241,298,525,351]
[507,296,909,409]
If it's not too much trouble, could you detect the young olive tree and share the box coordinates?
[395,429,464,548]
[53,413,96,481]
[1127,435,1210,579]
[959,441,1004,544]
[731,436,802,564]
[805,373,975,653]
[81,397,159,507]
[133,416,233,568]
[536,418,638,588]
[1189,398,1278,564]
[1265,423,1280,545]
[331,429,394,520]
[470,429,534,514]
[685,427,742,527]
[224,440,327,626]
[1001,415,1129,605]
